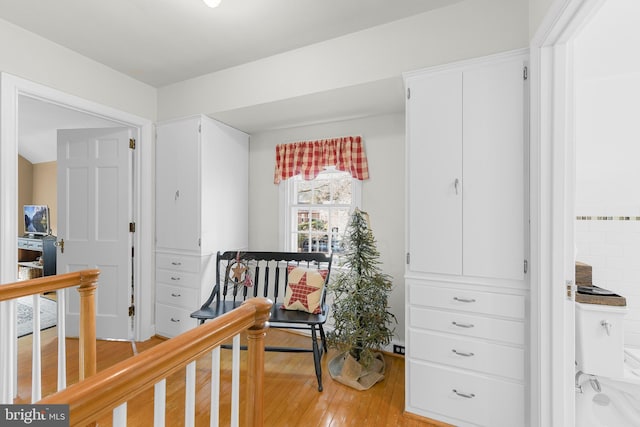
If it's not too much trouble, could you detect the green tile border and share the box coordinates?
[576,216,640,221]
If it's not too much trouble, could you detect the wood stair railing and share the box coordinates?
[38,298,273,427]
[0,269,100,403]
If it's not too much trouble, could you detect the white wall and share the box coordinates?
[575,75,640,216]
[574,0,640,348]
[529,0,555,40]
[157,0,528,121]
[249,113,406,343]
[0,18,156,120]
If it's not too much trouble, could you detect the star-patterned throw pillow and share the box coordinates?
[281,266,328,314]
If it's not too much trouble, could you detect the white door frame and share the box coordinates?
[530,0,606,425]
[0,73,155,341]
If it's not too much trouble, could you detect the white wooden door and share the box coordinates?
[462,57,526,280]
[57,127,134,340]
[406,71,463,275]
[155,117,201,252]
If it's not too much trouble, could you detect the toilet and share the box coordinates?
[575,301,640,426]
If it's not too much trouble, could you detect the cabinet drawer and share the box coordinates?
[156,303,198,338]
[18,238,43,251]
[408,362,524,427]
[156,268,200,288]
[156,253,200,272]
[157,283,200,308]
[409,329,524,381]
[409,283,524,319]
[410,307,524,345]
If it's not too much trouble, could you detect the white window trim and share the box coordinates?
[278,171,362,252]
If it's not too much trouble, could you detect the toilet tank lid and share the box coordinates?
[576,301,628,314]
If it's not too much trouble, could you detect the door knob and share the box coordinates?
[54,238,64,253]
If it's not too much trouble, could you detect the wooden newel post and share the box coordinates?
[244,298,272,427]
[77,270,99,380]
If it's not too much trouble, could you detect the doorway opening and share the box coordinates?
[0,73,154,342]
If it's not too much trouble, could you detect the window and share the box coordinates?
[281,168,361,254]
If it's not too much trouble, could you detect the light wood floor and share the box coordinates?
[16,327,446,426]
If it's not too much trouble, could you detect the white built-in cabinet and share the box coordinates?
[404,50,529,427]
[155,115,249,338]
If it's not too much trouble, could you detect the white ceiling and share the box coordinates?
[7,0,461,163]
[0,0,458,87]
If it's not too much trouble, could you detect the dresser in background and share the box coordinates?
[18,235,57,279]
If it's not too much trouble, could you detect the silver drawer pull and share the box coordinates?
[452,321,474,328]
[171,276,181,281]
[171,262,182,266]
[171,293,181,297]
[452,389,475,399]
[170,317,180,323]
[452,349,475,357]
[453,297,476,303]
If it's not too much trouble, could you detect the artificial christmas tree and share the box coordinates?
[327,209,396,390]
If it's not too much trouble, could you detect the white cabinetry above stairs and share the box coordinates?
[155,115,249,338]
[404,50,529,427]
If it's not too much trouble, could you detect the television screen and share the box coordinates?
[24,205,50,235]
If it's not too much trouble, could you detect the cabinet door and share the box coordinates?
[199,118,249,253]
[407,72,463,275]
[462,58,525,280]
[156,117,201,251]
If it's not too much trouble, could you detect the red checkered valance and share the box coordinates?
[273,136,369,184]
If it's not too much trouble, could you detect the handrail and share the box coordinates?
[0,269,100,302]
[39,297,273,427]
[0,269,99,394]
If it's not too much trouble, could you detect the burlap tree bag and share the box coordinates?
[328,351,385,391]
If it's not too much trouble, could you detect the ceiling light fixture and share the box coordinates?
[203,0,222,8]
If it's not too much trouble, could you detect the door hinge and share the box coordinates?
[406,252,410,264]
[129,138,136,149]
[407,88,411,100]
[129,222,135,232]
[524,259,528,274]
[198,237,201,247]
[128,305,135,317]
[523,66,528,81]
[198,124,202,133]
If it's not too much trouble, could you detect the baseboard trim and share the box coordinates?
[403,411,453,427]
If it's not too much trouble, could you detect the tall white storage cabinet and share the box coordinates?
[404,50,529,427]
[155,115,249,338]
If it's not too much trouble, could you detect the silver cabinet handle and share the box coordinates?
[452,349,475,357]
[171,261,182,266]
[453,297,476,303]
[454,178,460,195]
[453,389,475,399]
[452,321,474,328]
[171,293,181,297]
[601,320,612,336]
[170,317,180,323]
[171,276,181,281]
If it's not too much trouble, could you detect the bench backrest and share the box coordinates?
[212,251,333,307]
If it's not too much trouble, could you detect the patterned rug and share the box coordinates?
[16,296,57,338]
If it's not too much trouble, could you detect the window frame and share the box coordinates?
[279,168,362,253]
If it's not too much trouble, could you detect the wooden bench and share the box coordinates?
[191,251,333,391]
